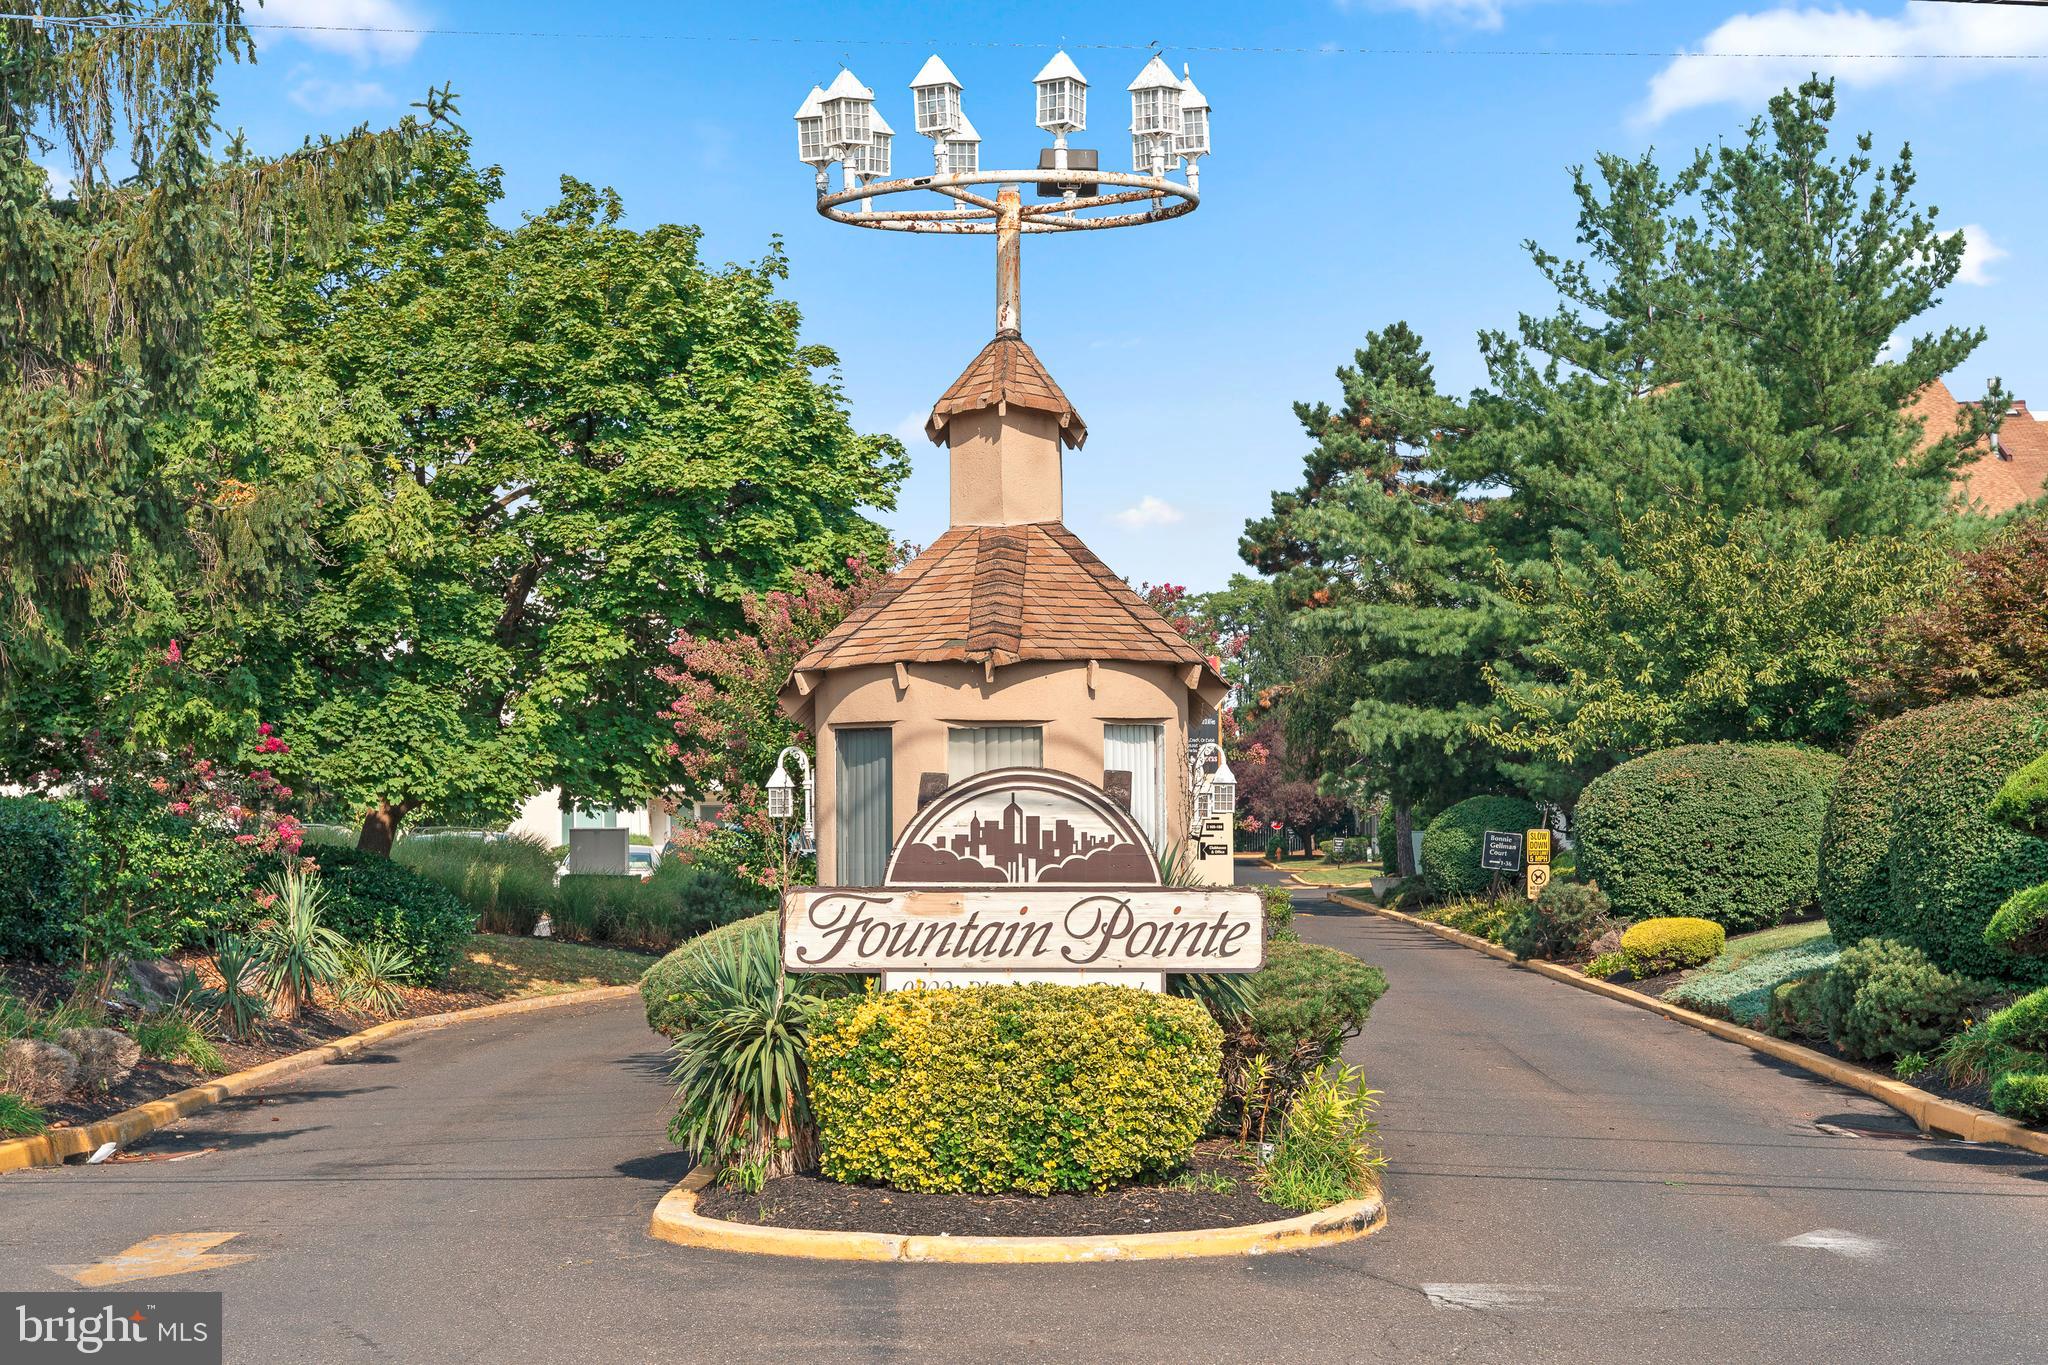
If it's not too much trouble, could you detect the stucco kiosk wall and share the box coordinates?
[811,658,1192,880]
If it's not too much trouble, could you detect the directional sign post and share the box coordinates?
[1479,830,1524,874]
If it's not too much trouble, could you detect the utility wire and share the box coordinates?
[5,12,2048,61]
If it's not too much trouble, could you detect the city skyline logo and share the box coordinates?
[886,769,1158,886]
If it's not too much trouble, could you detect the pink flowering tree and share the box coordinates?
[656,560,888,892]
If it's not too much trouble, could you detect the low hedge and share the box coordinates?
[806,984,1223,1195]
[1820,692,2048,984]
[1420,795,1539,900]
[306,845,476,984]
[1988,1070,2048,1124]
[1214,941,1386,1133]
[0,797,82,961]
[1574,743,1843,932]
[1805,938,1992,1062]
[1619,917,1724,977]
[640,911,777,1039]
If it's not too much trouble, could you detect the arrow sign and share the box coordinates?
[50,1232,254,1287]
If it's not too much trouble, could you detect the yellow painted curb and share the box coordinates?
[1326,892,2048,1158]
[0,983,641,1174]
[648,1167,1388,1262]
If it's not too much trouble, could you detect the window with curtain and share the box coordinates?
[835,728,893,886]
[946,725,1044,781]
[1103,722,1166,852]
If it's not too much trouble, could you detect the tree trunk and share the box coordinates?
[1393,802,1417,878]
[356,801,409,856]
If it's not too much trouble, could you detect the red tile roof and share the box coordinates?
[783,523,1223,710]
[926,332,1087,449]
[1910,379,2048,515]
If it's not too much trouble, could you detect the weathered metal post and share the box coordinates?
[995,185,1022,335]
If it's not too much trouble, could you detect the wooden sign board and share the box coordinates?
[1480,829,1525,873]
[783,888,1265,976]
[1525,829,1552,865]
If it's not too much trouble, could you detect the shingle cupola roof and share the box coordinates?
[926,332,1087,449]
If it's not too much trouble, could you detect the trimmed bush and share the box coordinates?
[807,983,1222,1194]
[1987,883,2048,959]
[0,797,81,961]
[1502,880,1615,961]
[1215,940,1386,1136]
[1667,935,1840,1026]
[1575,744,1842,931]
[1420,796,1540,900]
[1988,1071,2048,1125]
[1767,976,1828,1040]
[1259,884,1297,942]
[1988,752,2048,839]
[1619,917,1725,977]
[642,912,776,1039]
[1984,986,2048,1053]
[1808,938,1991,1061]
[1820,692,2048,985]
[306,845,475,984]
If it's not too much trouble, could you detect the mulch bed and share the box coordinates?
[3,953,513,1133]
[694,1142,1305,1237]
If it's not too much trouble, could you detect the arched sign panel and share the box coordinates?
[782,768,1263,988]
[886,767,1161,887]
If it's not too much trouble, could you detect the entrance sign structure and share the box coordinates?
[777,51,1236,986]
[782,769,1263,991]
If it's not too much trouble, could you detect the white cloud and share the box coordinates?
[1949,224,2007,287]
[1113,496,1185,529]
[256,0,424,65]
[891,412,930,446]
[1340,0,1515,29]
[39,163,73,198]
[288,73,393,113]
[1642,5,2048,124]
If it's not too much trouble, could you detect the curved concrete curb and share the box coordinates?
[648,1168,1388,1262]
[0,984,640,1174]
[1326,892,2048,1158]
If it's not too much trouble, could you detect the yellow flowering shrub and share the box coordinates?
[806,983,1223,1195]
[1620,916,1726,977]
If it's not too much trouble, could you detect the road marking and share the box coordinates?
[1779,1229,1888,1260]
[49,1232,255,1287]
[1421,1283,1559,1311]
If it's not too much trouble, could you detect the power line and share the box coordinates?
[5,12,2048,62]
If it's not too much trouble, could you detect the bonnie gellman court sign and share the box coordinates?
[782,768,1264,986]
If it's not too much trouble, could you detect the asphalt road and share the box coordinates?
[5,873,2045,1363]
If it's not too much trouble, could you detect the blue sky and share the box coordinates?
[211,1,2048,590]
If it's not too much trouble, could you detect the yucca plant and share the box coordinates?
[665,930,829,1180]
[204,934,269,1042]
[257,868,348,1020]
[337,940,414,1018]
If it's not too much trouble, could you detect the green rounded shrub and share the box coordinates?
[1987,883,2048,959]
[1212,940,1385,1135]
[1618,916,1725,977]
[1820,693,2048,984]
[1987,751,2048,840]
[1502,879,1614,961]
[306,845,475,984]
[807,983,1222,1194]
[640,912,775,1039]
[1984,986,2048,1054]
[1808,938,1991,1061]
[0,797,82,961]
[1575,743,1842,931]
[1988,1070,2048,1125]
[1420,795,1539,900]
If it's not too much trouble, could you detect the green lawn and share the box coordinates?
[443,934,653,1000]
[1287,860,1387,887]
[1712,918,1831,971]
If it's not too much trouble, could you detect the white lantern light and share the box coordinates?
[1210,752,1237,816]
[857,109,894,178]
[1177,66,1210,158]
[765,761,796,820]
[909,53,962,136]
[1033,49,1087,134]
[793,85,828,167]
[1127,54,1183,139]
[820,67,875,155]
[1192,784,1214,833]
[944,112,980,175]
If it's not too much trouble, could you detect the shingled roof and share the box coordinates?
[781,523,1224,719]
[1908,379,2048,515]
[925,332,1087,449]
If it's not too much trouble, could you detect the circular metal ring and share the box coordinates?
[816,168,1198,234]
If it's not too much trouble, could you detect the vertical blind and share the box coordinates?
[1103,723,1166,852]
[835,728,893,886]
[946,725,1044,781]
